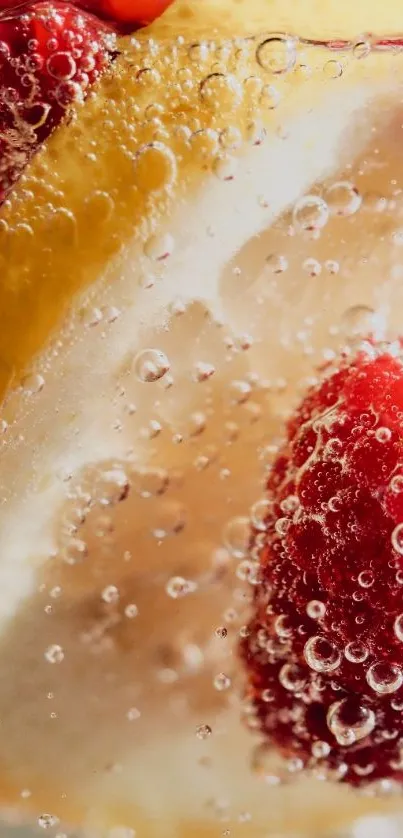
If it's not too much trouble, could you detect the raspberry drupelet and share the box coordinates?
[241,339,403,786]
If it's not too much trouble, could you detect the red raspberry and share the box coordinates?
[0,1,174,30]
[73,0,174,28]
[0,1,116,203]
[241,340,403,786]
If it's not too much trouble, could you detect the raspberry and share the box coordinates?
[241,340,403,786]
[0,1,117,203]
[0,1,174,30]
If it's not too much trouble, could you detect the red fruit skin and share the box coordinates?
[241,343,403,786]
[78,0,173,27]
[0,0,174,29]
[0,1,116,203]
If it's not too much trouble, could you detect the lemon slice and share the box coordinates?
[1,2,403,836]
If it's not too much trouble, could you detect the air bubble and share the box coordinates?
[213,154,238,181]
[327,699,376,746]
[341,305,376,339]
[311,741,331,759]
[127,707,141,722]
[392,523,403,555]
[366,661,403,695]
[265,253,288,274]
[394,614,403,642]
[306,600,326,620]
[134,142,177,193]
[200,73,242,112]
[124,604,138,619]
[214,673,231,691]
[193,361,215,382]
[102,585,120,604]
[259,84,281,109]
[134,349,170,383]
[326,181,362,216]
[215,626,228,639]
[166,577,196,599]
[293,195,329,233]
[323,60,343,79]
[390,475,403,494]
[358,571,374,588]
[304,635,341,673]
[223,516,251,558]
[38,815,59,830]
[144,232,175,261]
[353,40,371,59]
[250,499,272,530]
[279,663,307,692]
[196,724,212,740]
[375,427,392,443]
[45,644,64,664]
[256,36,297,74]
[303,258,321,277]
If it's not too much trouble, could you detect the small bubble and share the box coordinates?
[250,498,272,530]
[323,59,343,79]
[134,142,177,193]
[392,523,403,555]
[375,427,392,443]
[215,626,228,639]
[275,517,290,536]
[279,663,307,692]
[229,379,252,404]
[196,724,212,740]
[124,603,138,619]
[22,373,45,395]
[327,698,376,746]
[38,815,59,830]
[358,571,375,588]
[193,361,215,382]
[394,614,403,642]
[303,258,321,277]
[353,39,371,59]
[265,253,288,274]
[312,740,331,759]
[166,576,196,599]
[325,259,340,275]
[293,195,329,233]
[102,585,120,604]
[44,644,64,664]
[366,661,403,695]
[304,635,341,673]
[341,304,377,339]
[214,673,231,691]
[200,73,242,112]
[134,349,170,383]
[126,707,141,721]
[223,516,250,558]
[256,36,297,74]
[391,475,403,494]
[213,154,238,181]
[326,181,362,216]
[144,232,175,261]
[259,83,281,109]
[306,600,326,620]
[274,614,292,638]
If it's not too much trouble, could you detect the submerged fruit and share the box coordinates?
[242,340,403,786]
[0,1,116,203]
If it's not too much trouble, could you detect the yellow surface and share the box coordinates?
[1,0,403,403]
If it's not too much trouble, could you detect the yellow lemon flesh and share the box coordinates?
[1,1,403,837]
